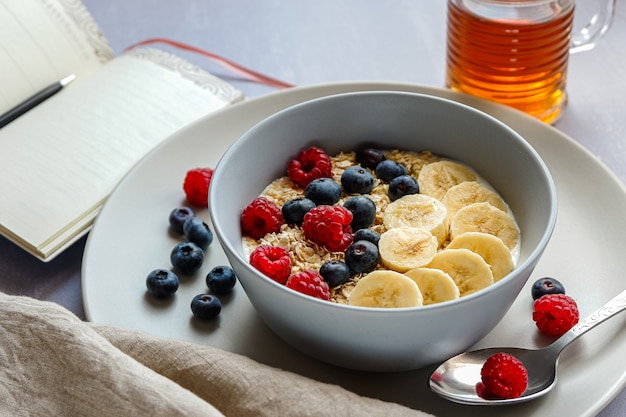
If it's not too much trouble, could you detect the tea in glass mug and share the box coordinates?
[445,0,616,123]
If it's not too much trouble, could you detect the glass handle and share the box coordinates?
[570,0,616,53]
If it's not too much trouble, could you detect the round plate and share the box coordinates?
[82,82,626,416]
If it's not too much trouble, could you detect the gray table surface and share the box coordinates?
[2,1,625,415]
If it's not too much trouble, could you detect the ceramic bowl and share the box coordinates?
[209,91,557,372]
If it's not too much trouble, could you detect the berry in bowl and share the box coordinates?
[209,91,557,372]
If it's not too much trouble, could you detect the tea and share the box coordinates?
[446,0,574,123]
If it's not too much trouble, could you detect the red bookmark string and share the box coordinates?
[124,38,295,90]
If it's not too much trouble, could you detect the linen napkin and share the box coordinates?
[0,293,434,416]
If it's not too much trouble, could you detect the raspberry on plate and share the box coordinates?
[241,197,284,239]
[302,205,353,252]
[249,245,291,284]
[477,352,528,400]
[533,293,579,337]
[183,167,213,207]
[287,146,332,188]
[286,270,331,301]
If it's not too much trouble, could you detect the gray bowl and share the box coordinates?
[209,91,557,372]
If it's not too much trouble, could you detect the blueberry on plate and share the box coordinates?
[182,216,214,250]
[282,197,316,225]
[375,159,407,182]
[345,240,379,274]
[319,260,351,287]
[531,277,566,300]
[343,195,376,230]
[170,241,205,275]
[353,228,380,246]
[145,269,179,298]
[191,294,222,319]
[388,174,420,201]
[341,166,375,194]
[355,147,386,170]
[206,265,237,293]
[305,177,342,205]
[169,206,195,234]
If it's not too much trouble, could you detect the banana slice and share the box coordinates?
[348,270,423,308]
[447,232,515,281]
[382,194,448,245]
[442,181,508,224]
[417,160,478,201]
[404,267,460,305]
[378,227,438,272]
[426,248,494,297]
[450,202,520,250]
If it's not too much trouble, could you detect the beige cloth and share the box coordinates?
[0,293,433,417]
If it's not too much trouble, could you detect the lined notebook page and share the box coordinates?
[0,0,113,113]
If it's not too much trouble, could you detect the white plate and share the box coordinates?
[82,82,626,416]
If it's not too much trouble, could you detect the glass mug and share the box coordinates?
[445,0,616,123]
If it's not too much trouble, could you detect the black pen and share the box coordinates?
[0,74,75,128]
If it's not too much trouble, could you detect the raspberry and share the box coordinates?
[532,293,579,337]
[286,270,331,300]
[477,352,528,399]
[183,167,213,207]
[287,146,332,188]
[302,205,353,252]
[241,197,284,239]
[249,245,291,284]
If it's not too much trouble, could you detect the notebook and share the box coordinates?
[0,0,245,261]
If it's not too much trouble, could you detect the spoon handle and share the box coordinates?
[553,289,626,351]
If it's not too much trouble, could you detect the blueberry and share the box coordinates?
[191,294,222,319]
[375,160,407,182]
[345,240,379,274]
[305,177,342,205]
[355,148,386,170]
[353,228,380,246]
[531,277,566,300]
[170,241,204,275]
[343,195,376,230]
[341,166,375,194]
[169,206,195,234]
[146,269,179,298]
[182,217,213,250]
[319,260,351,287]
[388,174,420,201]
[282,197,316,225]
[206,265,237,293]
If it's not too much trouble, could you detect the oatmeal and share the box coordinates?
[241,147,520,308]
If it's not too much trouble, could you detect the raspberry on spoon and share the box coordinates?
[477,352,528,399]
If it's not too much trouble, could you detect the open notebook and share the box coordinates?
[0,0,244,261]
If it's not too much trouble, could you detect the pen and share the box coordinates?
[0,74,75,128]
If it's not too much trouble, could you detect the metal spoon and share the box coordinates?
[429,289,626,405]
